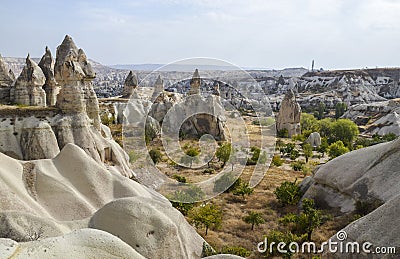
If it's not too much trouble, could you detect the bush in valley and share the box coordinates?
[145,124,157,144]
[272,155,283,167]
[300,113,359,148]
[149,149,162,164]
[355,199,384,216]
[213,173,242,193]
[318,137,329,155]
[169,185,204,215]
[277,128,289,138]
[289,149,300,160]
[354,133,398,148]
[280,143,296,156]
[242,211,265,230]
[189,204,222,235]
[232,181,254,199]
[302,143,313,162]
[291,160,305,171]
[172,174,187,183]
[279,198,323,241]
[215,142,232,167]
[274,180,301,206]
[201,242,217,257]
[220,246,251,257]
[246,146,261,165]
[261,230,305,258]
[202,168,215,174]
[328,140,349,159]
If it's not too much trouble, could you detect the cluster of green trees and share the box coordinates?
[262,181,326,258]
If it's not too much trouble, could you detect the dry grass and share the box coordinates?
[108,116,353,258]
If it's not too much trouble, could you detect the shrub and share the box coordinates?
[201,242,217,257]
[274,180,301,206]
[215,142,232,167]
[149,149,162,164]
[261,230,305,258]
[277,128,289,138]
[291,161,305,171]
[189,204,222,235]
[169,185,204,215]
[272,155,283,167]
[214,173,242,194]
[279,198,323,241]
[232,181,254,199]
[289,149,300,160]
[302,143,313,162]
[172,174,187,183]
[328,140,349,159]
[243,211,265,230]
[280,143,295,156]
[220,246,251,257]
[202,168,215,174]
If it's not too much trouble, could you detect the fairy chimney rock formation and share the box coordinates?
[55,35,100,129]
[122,71,138,98]
[0,55,14,103]
[152,75,164,100]
[276,89,301,137]
[213,81,220,96]
[38,46,59,106]
[188,69,201,95]
[12,54,46,106]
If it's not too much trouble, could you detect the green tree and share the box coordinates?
[300,113,318,137]
[181,147,200,168]
[274,180,301,206]
[262,230,305,258]
[169,185,204,215]
[214,173,242,193]
[243,211,265,230]
[232,181,254,199]
[215,142,232,167]
[189,204,222,235]
[328,140,350,159]
[149,149,162,164]
[335,102,348,119]
[302,143,313,163]
[280,198,323,241]
[330,119,359,147]
[318,137,329,155]
[316,102,326,120]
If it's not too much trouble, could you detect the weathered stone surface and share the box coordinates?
[89,197,205,259]
[0,143,162,221]
[38,46,59,106]
[55,35,100,130]
[122,71,138,98]
[12,55,46,106]
[327,194,400,259]
[276,89,301,137]
[0,228,145,259]
[302,137,400,214]
[0,55,14,103]
[306,132,321,148]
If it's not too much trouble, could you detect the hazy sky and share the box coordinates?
[1,0,400,69]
